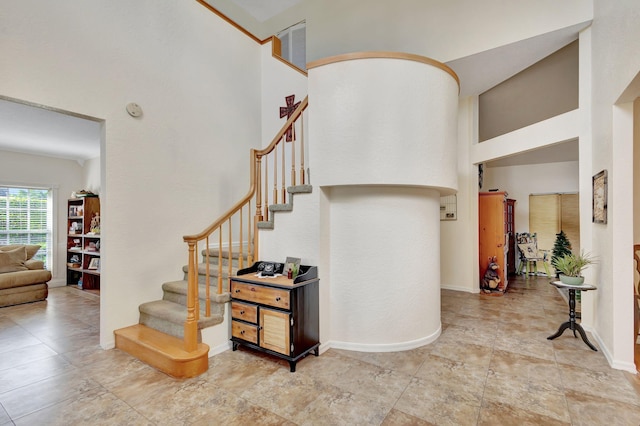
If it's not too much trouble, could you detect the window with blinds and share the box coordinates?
[277,21,306,71]
[529,193,580,253]
[0,186,52,268]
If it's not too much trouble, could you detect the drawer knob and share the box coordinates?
[240,330,245,335]
[276,297,281,301]
[240,310,245,315]
[234,289,240,293]
[250,288,256,292]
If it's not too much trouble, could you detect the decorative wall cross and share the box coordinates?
[279,94,300,142]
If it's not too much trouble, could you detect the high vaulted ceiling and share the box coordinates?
[229,0,305,22]
[0,1,586,167]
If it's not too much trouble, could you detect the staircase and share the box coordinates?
[115,96,310,378]
[114,250,240,378]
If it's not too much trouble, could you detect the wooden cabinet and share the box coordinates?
[505,198,516,275]
[66,197,100,290]
[230,262,319,372]
[479,192,514,292]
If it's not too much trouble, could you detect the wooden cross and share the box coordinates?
[279,94,300,142]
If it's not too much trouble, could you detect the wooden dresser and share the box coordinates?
[230,263,320,372]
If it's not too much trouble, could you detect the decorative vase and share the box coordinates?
[559,274,585,285]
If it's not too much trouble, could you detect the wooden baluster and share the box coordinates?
[253,213,260,263]
[239,206,244,270]
[262,156,269,220]
[264,155,269,221]
[184,241,198,352]
[282,136,286,203]
[300,114,305,184]
[291,120,296,186]
[255,156,263,221]
[228,218,232,292]
[194,241,200,321]
[273,144,278,204]
[218,228,222,295]
[205,236,210,317]
[248,199,253,266]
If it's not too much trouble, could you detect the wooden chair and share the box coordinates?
[516,233,551,277]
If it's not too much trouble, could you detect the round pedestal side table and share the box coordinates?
[547,280,598,351]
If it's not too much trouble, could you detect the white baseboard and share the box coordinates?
[48,278,67,288]
[583,325,638,373]
[441,284,479,293]
[324,326,441,353]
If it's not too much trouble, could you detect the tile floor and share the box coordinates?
[1,276,639,425]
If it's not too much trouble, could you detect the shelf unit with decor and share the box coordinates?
[66,197,101,290]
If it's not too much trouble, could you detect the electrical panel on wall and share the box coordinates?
[440,195,457,220]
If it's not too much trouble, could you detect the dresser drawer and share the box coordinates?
[231,320,258,344]
[231,301,257,323]
[231,281,290,309]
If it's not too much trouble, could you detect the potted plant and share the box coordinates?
[554,251,595,285]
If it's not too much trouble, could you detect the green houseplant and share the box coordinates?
[554,251,595,285]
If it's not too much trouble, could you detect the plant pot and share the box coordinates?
[559,274,585,285]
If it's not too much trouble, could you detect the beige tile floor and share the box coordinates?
[1,276,639,425]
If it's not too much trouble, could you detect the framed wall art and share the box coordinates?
[88,257,100,270]
[592,169,607,224]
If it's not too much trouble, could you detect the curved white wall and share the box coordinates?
[308,54,459,192]
[328,186,442,350]
[308,54,458,351]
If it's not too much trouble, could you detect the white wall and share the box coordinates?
[589,0,640,372]
[483,161,579,234]
[0,150,84,287]
[635,98,640,244]
[1,0,262,349]
[440,97,478,293]
[82,157,101,196]
[308,55,457,350]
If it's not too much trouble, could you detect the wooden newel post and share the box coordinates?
[184,241,198,352]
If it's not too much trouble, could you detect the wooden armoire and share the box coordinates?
[479,192,515,292]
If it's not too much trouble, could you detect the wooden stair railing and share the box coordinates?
[181,96,309,352]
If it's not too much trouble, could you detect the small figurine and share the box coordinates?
[481,256,501,293]
[90,212,100,234]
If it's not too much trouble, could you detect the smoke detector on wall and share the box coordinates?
[126,102,143,118]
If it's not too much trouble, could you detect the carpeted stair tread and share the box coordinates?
[269,203,293,212]
[181,263,239,277]
[202,249,250,260]
[139,300,223,329]
[288,184,312,194]
[257,185,312,230]
[162,280,231,304]
[257,221,274,229]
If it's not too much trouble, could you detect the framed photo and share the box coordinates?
[592,170,607,224]
[88,257,100,270]
[284,256,301,277]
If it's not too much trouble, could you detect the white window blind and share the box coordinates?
[277,21,306,71]
[0,186,52,268]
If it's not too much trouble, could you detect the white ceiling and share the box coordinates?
[486,139,579,168]
[0,98,101,163]
[230,0,305,22]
